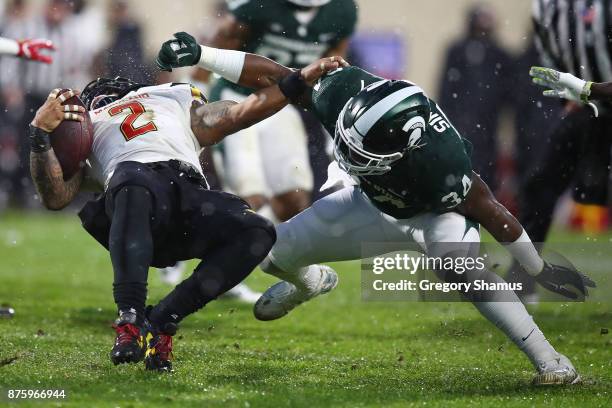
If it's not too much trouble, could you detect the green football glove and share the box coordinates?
[156,32,202,72]
[529,66,593,103]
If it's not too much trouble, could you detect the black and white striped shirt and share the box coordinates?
[533,0,612,82]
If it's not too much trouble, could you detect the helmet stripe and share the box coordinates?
[354,86,425,136]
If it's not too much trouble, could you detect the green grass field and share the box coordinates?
[0,211,610,407]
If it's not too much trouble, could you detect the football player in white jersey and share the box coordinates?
[28,35,344,371]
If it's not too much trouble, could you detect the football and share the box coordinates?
[49,89,94,180]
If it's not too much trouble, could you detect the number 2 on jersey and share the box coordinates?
[108,101,157,141]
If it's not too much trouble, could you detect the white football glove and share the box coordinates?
[530,66,597,116]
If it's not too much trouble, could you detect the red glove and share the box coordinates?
[17,39,55,64]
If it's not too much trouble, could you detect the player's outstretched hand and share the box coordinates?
[18,38,55,64]
[529,66,592,103]
[300,56,349,86]
[31,89,85,133]
[157,32,201,72]
[534,261,597,300]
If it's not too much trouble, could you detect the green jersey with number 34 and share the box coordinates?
[210,0,357,101]
[311,66,474,219]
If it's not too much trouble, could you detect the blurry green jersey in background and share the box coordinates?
[210,0,358,101]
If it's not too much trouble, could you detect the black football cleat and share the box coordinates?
[144,325,176,372]
[110,313,146,365]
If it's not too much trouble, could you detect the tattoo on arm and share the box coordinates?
[190,100,237,146]
[30,150,82,210]
[191,85,288,146]
[194,100,237,131]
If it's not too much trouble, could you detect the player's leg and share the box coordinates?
[156,148,225,287]
[214,88,269,300]
[219,88,269,212]
[165,131,265,303]
[145,191,275,370]
[105,184,155,365]
[222,125,268,210]
[255,186,413,320]
[420,212,579,385]
[259,104,314,222]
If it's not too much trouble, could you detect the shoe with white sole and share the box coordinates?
[532,354,581,385]
[254,265,338,321]
[220,283,262,304]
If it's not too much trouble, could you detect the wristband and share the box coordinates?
[278,70,308,100]
[197,45,245,84]
[581,81,593,103]
[29,124,51,153]
[0,37,20,56]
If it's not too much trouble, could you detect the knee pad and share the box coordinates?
[234,212,276,259]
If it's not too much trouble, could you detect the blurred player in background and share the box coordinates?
[438,4,512,192]
[0,0,100,207]
[207,0,357,221]
[508,0,612,301]
[158,0,358,297]
[0,6,55,319]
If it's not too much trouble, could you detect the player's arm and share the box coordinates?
[530,66,612,103]
[457,172,595,298]
[190,57,341,146]
[590,82,612,100]
[29,89,86,210]
[0,36,55,63]
[157,32,348,91]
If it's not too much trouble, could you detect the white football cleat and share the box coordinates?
[220,283,262,304]
[157,262,186,286]
[254,265,338,321]
[532,354,581,386]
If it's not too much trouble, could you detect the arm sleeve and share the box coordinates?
[0,36,19,56]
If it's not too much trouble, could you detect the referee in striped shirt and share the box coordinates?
[509,0,612,299]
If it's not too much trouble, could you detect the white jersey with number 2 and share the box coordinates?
[87,83,206,189]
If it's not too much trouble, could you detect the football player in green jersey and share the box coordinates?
[205,0,358,222]
[158,33,594,386]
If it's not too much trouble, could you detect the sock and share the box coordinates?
[261,257,320,293]
[257,204,279,225]
[504,229,544,276]
[460,266,558,368]
[473,301,558,368]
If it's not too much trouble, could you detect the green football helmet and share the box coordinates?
[334,79,431,176]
